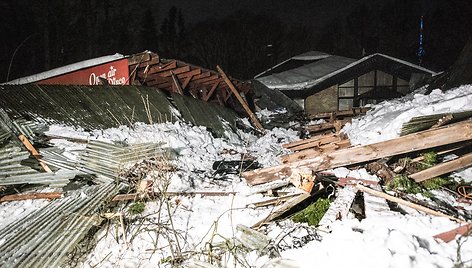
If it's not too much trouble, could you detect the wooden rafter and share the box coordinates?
[129,52,252,111]
[203,81,221,101]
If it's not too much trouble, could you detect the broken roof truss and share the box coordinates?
[128,51,252,106]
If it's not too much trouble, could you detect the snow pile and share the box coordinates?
[343,85,472,145]
[281,215,469,268]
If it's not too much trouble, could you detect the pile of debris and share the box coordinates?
[241,111,472,243]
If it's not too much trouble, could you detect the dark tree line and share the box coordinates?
[1,0,471,82]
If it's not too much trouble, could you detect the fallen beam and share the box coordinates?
[243,120,472,185]
[217,65,265,134]
[410,152,472,182]
[112,191,238,201]
[0,192,63,202]
[355,184,464,223]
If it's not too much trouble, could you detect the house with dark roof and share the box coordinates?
[255,51,437,116]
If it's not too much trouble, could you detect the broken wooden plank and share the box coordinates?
[18,134,52,173]
[243,120,472,185]
[217,65,265,134]
[433,222,472,243]
[252,191,312,229]
[410,152,472,182]
[355,184,464,222]
[112,191,238,201]
[247,193,302,208]
[281,141,351,164]
[282,133,338,149]
[0,192,62,202]
[410,141,472,163]
[286,134,342,152]
[281,148,323,164]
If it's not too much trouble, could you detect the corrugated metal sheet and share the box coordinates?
[0,85,176,130]
[171,92,239,137]
[78,140,170,179]
[0,182,120,267]
[0,85,240,138]
[0,170,80,188]
[42,140,173,186]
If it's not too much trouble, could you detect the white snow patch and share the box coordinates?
[343,85,472,145]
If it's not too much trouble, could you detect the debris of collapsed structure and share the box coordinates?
[0,54,471,267]
[242,112,472,237]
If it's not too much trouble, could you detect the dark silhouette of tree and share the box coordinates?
[159,6,186,58]
[188,10,284,79]
[139,10,159,52]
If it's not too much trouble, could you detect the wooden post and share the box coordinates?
[18,134,52,173]
[216,65,265,134]
[410,152,472,182]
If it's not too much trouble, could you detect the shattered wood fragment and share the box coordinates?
[366,161,395,183]
[410,152,472,182]
[318,186,357,232]
[252,191,313,229]
[433,222,472,243]
[247,193,302,208]
[355,184,465,223]
[244,179,290,196]
[0,192,62,202]
[290,168,315,193]
[243,120,472,185]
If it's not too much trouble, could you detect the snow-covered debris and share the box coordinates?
[3,82,472,268]
[343,85,472,145]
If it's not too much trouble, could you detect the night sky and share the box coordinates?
[1,0,471,81]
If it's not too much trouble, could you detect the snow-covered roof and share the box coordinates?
[256,52,438,91]
[3,53,125,85]
[254,51,333,78]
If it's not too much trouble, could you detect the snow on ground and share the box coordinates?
[1,85,472,267]
[343,85,472,146]
[281,215,469,268]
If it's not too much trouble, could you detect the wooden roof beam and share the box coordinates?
[192,74,220,84]
[146,61,177,75]
[157,66,191,77]
[203,81,221,101]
